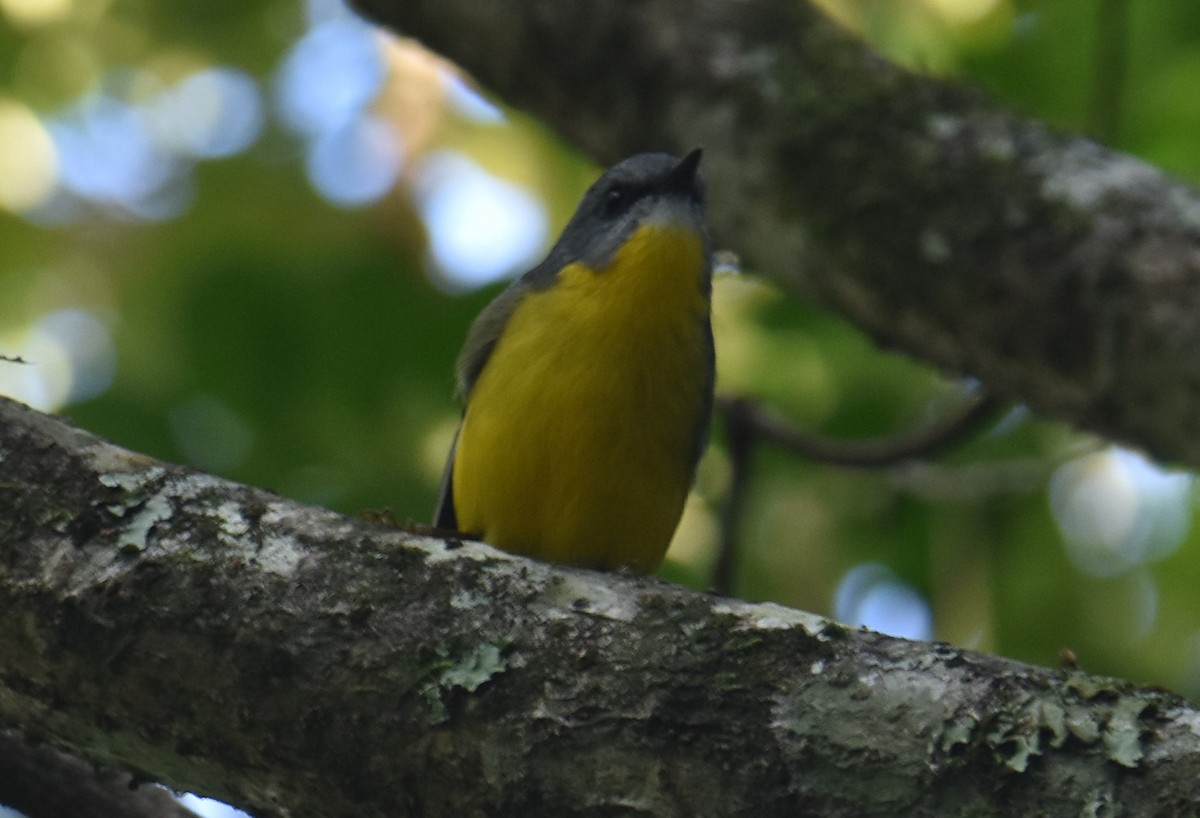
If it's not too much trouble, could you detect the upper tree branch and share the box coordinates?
[350,0,1200,469]
[3,401,1200,816]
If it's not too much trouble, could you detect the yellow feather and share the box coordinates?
[452,224,710,572]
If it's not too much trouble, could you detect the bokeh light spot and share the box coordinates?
[48,93,182,216]
[0,0,72,27]
[415,151,547,290]
[305,0,354,27]
[36,308,116,404]
[177,793,252,818]
[443,72,505,124]
[0,323,72,411]
[305,115,402,207]
[924,0,1002,26]
[834,563,934,640]
[1050,447,1192,577]
[275,18,385,138]
[0,98,58,212]
[144,67,264,159]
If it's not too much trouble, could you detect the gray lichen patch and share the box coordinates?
[1037,146,1162,213]
[97,469,200,545]
[539,572,644,623]
[113,491,174,554]
[937,676,1155,774]
[1102,696,1150,768]
[98,466,168,495]
[439,643,508,693]
[249,533,305,578]
[421,642,510,724]
[423,535,515,565]
[711,599,829,636]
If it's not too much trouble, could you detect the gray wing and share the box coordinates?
[452,283,528,400]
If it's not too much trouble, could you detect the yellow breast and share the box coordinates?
[452,225,711,572]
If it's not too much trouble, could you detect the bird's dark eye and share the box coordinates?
[602,186,630,216]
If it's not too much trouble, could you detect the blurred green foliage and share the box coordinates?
[3,0,1200,704]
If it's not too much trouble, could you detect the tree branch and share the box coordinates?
[349,0,1200,469]
[715,391,1005,469]
[710,391,1005,594]
[3,397,1200,815]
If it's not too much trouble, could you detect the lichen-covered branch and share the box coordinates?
[2,398,1200,816]
[349,0,1200,469]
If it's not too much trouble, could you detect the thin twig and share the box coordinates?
[712,400,755,596]
[715,392,1006,468]
[711,391,1007,594]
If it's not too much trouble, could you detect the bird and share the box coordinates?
[434,149,713,574]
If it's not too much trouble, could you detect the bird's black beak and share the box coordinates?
[664,148,703,195]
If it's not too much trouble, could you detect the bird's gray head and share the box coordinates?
[551,148,708,272]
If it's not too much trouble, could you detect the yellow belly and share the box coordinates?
[452,225,710,572]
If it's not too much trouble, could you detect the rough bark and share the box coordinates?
[349,0,1200,470]
[3,397,1200,816]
